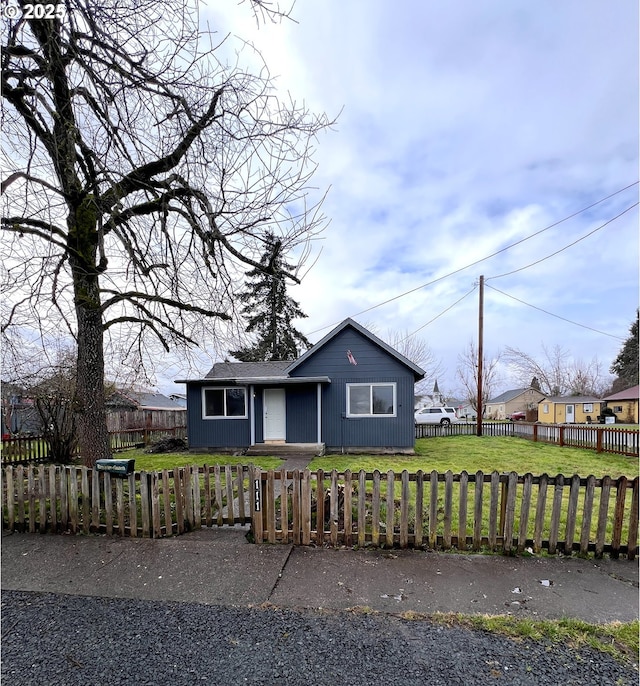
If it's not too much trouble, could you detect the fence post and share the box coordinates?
[533,423,538,443]
[250,466,263,544]
[596,428,603,453]
[559,425,565,448]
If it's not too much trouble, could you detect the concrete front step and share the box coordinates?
[245,443,325,457]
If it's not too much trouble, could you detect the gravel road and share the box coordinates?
[1,590,636,685]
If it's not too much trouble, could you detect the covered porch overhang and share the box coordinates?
[246,378,331,447]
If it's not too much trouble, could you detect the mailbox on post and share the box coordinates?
[95,459,135,476]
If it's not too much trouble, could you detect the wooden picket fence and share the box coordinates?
[3,463,637,560]
[415,422,639,457]
[251,468,639,560]
[1,463,251,538]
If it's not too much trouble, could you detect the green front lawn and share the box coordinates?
[120,436,638,479]
[117,449,282,473]
[309,436,638,478]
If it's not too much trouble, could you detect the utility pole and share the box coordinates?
[476,275,484,437]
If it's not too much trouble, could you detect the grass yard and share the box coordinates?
[303,437,638,551]
[309,436,639,479]
[119,449,282,473]
[121,435,638,480]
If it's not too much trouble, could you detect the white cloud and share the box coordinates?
[160,0,639,396]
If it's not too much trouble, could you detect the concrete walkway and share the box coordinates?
[2,528,638,623]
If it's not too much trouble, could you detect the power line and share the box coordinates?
[306,181,639,336]
[487,202,639,281]
[397,286,477,342]
[485,283,626,341]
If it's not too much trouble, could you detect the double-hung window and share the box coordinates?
[202,387,247,418]
[346,383,396,417]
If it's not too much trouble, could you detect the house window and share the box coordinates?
[347,383,396,417]
[543,404,549,414]
[613,405,623,413]
[202,387,247,418]
[583,403,593,413]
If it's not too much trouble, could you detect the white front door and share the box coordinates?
[565,404,574,422]
[264,389,286,441]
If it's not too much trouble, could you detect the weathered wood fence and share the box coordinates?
[4,463,637,559]
[251,468,638,559]
[106,409,186,433]
[416,422,639,457]
[1,426,187,465]
[1,463,249,537]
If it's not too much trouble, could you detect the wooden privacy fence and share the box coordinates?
[1,463,250,537]
[106,409,186,433]
[415,422,639,457]
[252,468,639,560]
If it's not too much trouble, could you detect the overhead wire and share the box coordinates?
[397,286,477,343]
[486,202,639,281]
[485,283,626,341]
[306,181,639,336]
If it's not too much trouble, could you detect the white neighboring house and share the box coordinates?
[414,380,445,410]
[455,401,476,420]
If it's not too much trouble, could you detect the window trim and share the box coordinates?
[346,382,397,418]
[202,386,248,419]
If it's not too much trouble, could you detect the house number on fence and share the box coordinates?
[254,479,261,512]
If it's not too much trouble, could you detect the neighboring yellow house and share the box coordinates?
[537,396,602,424]
[602,385,639,424]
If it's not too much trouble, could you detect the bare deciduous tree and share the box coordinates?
[2,0,331,465]
[383,330,445,395]
[503,345,611,397]
[31,352,79,464]
[456,342,502,414]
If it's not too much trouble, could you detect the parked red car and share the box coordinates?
[510,411,526,421]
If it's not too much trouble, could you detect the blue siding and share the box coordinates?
[293,329,416,449]
[292,328,410,378]
[286,386,318,443]
[186,383,251,449]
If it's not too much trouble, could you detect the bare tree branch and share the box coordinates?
[2,0,332,464]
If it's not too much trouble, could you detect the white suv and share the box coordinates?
[414,406,460,426]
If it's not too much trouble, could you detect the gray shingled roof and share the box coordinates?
[487,388,532,404]
[205,361,291,380]
[109,390,184,410]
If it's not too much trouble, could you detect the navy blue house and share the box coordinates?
[178,319,425,454]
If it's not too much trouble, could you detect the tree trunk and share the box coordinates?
[75,295,111,467]
[69,199,111,467]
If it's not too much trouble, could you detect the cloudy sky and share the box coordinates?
[187,0,639,397]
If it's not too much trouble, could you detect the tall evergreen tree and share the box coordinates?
[610,311,639,390]
[231,233,311,361]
